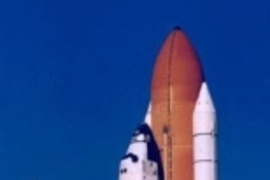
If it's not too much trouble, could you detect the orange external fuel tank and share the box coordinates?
[151,27,203,180]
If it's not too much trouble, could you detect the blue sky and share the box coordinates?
[0,0,269,179]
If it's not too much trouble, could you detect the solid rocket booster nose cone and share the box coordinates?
[193,82,216,134]
[194,82,215,112]
[144,103,152,127]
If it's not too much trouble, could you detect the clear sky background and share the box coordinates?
[0,0,269,179]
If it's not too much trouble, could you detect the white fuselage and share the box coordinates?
[119,121,161,180]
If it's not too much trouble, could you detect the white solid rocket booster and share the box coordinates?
[193,82,217,180]
[144,103,152,127]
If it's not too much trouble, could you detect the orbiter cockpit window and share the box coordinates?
[120,168,127,174]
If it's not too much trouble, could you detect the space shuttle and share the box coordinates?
[118,105,164,180]
[118,27,217,180]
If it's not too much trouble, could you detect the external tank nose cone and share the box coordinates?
[151,28,203,102]
[173,25,182,30]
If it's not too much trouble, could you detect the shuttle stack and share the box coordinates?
[118,27,217,180]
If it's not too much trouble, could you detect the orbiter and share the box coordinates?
[118,27,217,180]
[119,107,164,180]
